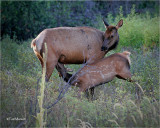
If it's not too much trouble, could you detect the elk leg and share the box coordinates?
[35,52,56,82]
[90,87,95,100]
[37,53,44,68]
[77,88,84,100]
[45,58,58,82]
[56,63,72,82]
[85,87,95,100]
[85,89,90,99]
[117,72,144,101]
[116,71,132,80]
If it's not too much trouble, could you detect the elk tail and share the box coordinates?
[31,38,44,67]
[31,39,36,48]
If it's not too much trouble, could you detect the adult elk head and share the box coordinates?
[101,19,123,51]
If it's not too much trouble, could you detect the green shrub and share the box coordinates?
[97,5,159,49]
[1,35,19,69]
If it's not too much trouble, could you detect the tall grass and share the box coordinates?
[36,43,47,127]
[1,36,159,127]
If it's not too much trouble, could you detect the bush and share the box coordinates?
[97,6,159,49]
[1,1,54,40]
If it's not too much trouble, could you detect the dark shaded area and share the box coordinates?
[1,1,159,41]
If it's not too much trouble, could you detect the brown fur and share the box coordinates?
[31,20,123,81]
[70,51,131,93]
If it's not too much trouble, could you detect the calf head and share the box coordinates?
[101,19,123,51]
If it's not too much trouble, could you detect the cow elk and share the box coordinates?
[31,19,123,82]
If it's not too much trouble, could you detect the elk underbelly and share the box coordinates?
[58,54,87,64]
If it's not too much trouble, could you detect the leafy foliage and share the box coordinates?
[1,1,159,41]
[1,1,54,40]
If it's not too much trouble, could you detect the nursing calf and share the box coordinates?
[69,51,141,97]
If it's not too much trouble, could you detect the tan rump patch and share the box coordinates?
[34,30,46,53]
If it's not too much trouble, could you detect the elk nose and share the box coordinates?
[101,46,108,51]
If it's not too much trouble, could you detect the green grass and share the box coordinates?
[1,10,159,127]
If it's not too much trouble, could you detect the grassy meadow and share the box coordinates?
[1,9,159,127]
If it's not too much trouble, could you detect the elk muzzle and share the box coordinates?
[101,46,108,51]
[101,39,109,51]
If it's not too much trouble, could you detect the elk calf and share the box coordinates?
[69,51,141,97]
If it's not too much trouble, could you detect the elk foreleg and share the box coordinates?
[117,72,144,101]
[85,87,95,101]
[90,87,95,100]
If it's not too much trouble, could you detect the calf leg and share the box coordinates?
[90,87,95,100]
[117,72,144,93]
[85,87,95,100]
[116,71,132,81]
[117,72,144,101]
[85,89,90,99]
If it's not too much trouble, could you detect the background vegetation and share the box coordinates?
[1,1,159,40]
[1,0,159,127]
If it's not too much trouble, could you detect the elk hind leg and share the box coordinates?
[45,57,58,82]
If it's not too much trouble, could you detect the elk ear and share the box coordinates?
[103,18,109,28]
[116,19,123,29]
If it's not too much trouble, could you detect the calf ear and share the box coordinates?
[103,18,109,28]
[116,19,123,29]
